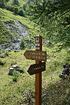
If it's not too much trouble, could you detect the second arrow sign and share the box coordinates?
[27,62,46,75]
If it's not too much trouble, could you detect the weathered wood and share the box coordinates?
[24,50,46,61]
[35,36,42,105]
[27,62,45,75]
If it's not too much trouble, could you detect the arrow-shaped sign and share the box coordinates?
[24,50,46,61]
[27,62,46,75]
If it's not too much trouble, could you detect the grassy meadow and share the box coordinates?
[0,47,70,105]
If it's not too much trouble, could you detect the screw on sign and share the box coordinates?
[24,35,47,105]
[35,36,41,49]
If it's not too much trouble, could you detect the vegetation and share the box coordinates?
[0,0,26,16]
[0,8,39,44]
[25,0,70,47]
[0,0,70,105]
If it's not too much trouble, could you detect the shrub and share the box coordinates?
[14,7,18,14]
[18,9,25,16]
[20,40,25,50]
[12,70,19,82]
[12,0,19,5]
[5,6,14,12]
[0,2,5,8]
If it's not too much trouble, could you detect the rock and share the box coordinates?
[8,64,24,76]
[12,64,19,68]
[8,67,14,75]
[59,63,70,79]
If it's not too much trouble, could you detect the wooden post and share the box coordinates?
[35,36,42,105]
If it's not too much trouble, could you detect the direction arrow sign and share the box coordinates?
[27,62,46,75]
[24,50,46,61]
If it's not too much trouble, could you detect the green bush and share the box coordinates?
[12,70,19,82]
[18,9,25,16]
[12,0,19,5]
[0,1,5,8]
[14,7,18,14]
[20,40,25,50]
[5,6,14,12]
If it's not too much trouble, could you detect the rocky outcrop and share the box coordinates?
[0,20,28,50]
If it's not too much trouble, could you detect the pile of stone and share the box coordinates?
[8,64,24,75]
[59,63,70,79]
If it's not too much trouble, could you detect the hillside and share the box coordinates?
[0,8,39,50]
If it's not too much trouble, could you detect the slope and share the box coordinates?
[0,8,38,45]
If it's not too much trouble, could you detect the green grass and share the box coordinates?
[0,46,70,105]
[0,50,35,105]
[7,0,26,7]
[0,8,39,32]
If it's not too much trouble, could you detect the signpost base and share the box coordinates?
[35,73,42,105]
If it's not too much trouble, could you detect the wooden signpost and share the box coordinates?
[24,36,46,105]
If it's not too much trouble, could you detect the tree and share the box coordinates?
[0,0,9,6]
[14,7,18,14]
[18,9,25,16]
[13,0,19,5]
[20,40,25,50]
[5,0,9,2]
[25,0,70,47]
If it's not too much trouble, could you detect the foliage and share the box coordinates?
[12,70,19,82]
[0,8,38,44]
[12,0,19,5]
[14,7,18,14]
[25,0,70,48]
[20,39,25,50]
[20,36,35,49]
[0,0,26,17]
[0,20,14,44]
[18,9,25,16]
